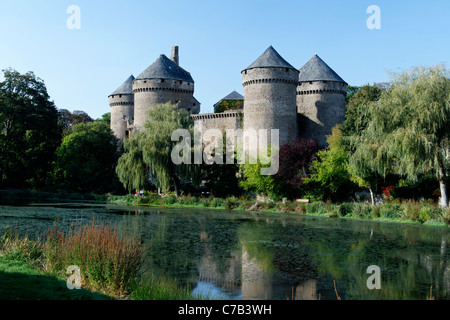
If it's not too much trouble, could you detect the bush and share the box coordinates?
[370,205,380,218]
[418,204,440,223]
[379,203,400,219]
[351,203,372,218]
[210,197,225,208]
[339,203,353,217]
[440,208,450,225]
[225,196,238,210]
[399,201,420,221]
[306,202,326,215]
[163,195,177,205]
[44,220,144,296]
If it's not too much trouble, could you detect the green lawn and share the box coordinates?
[0,257,112,300]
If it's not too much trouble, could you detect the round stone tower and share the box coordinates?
[241,46,299,153]
[109,74,135,140]
[132,47,199,131]
[296,54,347,146]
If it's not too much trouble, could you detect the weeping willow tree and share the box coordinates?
[116,103,197,195]
[115,132,148,192]
[139,102,197,196]
[349,65,449,207]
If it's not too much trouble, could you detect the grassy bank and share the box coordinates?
[109,193,450,226]
[0,222,200,300]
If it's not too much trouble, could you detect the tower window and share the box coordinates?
[161,79,165,83]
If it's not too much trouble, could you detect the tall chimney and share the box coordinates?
[170,46,179,66]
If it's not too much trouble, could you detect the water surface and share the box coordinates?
[0,203,448,300]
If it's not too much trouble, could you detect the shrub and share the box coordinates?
[295,204,307,214]
[351,203,372,218]
[399,201,420,221]
[163,195,177,205]
[225,196,238,210]
[44,220,144,296]
[440,208,450,225]
[370,205,380,218]
[339,203,353,217]
[210,197,225,208]
[418,204,440,223]
[379,203,399,219]
[306,202,326,215]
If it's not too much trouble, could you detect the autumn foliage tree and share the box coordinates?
[274,138,319,199]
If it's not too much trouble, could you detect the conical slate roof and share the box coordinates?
[213,90,244,108]
[244,46,296,71]
[220,90,244,101]
[109,75,135,96]
[298,54,346,83]
[136,54,194,82]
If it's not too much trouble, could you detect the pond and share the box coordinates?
[0,203,449,300]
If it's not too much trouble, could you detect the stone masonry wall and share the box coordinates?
[296,81,347,146]
[133,78,195,131]
[242,67,299,151]
[109,94,134,140]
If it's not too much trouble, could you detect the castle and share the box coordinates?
[109,46,347,148]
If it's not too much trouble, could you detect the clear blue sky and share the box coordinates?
[0,0,448,119]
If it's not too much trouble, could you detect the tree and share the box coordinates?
[341,84,383,137]
[54,121,121,193]
[0,68,61,188]
[274,138,319,199]
[239,160,279,200]
[116,132,149,193]
[349,65,450,207]
[305,126,356,201]
[116,103,196,195]
[96,112,111,126]
[342,84,385,205]
[57,109,94,136]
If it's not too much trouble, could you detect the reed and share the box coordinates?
[44,219,144,297]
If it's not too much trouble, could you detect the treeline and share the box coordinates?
[0,68,122,194]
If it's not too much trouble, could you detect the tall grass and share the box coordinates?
[44,219,144,296]
[131,274,196,300]
[0,227,44,266]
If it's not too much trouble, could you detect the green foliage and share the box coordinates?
[54,121,122,194]
[342,85,383,137]
[0,227,43,265]
[116,132,149,193]
[214,99,243,113]
[131,274,198,300]
[58,109,93,136]
[239,149,280,199]
[0,68,62,188]
[349,65,450,207]
[117,102,198,195]
[306,126,355,201]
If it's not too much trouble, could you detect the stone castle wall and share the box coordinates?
[242,67,299,149]
[132,78,196,130]
[109,94,134,140]
[296,81,347,146]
